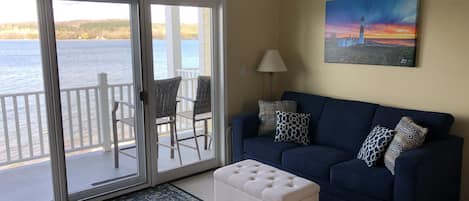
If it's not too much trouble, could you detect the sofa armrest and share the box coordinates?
[394,135,464,201]
[231,113,260,162]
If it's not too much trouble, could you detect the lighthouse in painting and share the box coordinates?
[358,16,365,44]
[336,16,366,47]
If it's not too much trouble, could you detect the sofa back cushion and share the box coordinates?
[372,106,454,140]
[281,91,329,139]
[316,99,378,152]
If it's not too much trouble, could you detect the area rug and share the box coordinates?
[110,183,202,201]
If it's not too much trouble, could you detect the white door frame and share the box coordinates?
[37,0,69,200]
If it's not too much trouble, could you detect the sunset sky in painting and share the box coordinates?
[325,0,418,40]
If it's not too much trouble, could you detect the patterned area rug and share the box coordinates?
[110,183,202,201]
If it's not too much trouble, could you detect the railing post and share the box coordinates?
[165,6,181,77]
[98,73,112,152]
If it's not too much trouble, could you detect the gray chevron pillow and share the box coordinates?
[258,100,297,135]
[384,117,428,175]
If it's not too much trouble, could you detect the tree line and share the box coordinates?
[0,19,198,40]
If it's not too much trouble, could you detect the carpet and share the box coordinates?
[110,183,203,201]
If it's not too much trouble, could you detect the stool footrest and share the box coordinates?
[214,159,320,201]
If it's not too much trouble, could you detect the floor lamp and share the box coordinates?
[257,49,288,100]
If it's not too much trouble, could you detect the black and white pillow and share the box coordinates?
[357,125,396,167]
[274,111,311,145]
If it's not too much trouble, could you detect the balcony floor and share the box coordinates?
[0,131,214,201]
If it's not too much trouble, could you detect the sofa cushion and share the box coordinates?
[372,106,454,140]
[281,91,329,139]
[316,99,378,152]
[330,159,394,201]
[244,136,299,165]
[282,145,353,181]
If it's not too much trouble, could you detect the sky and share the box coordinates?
[325,0,418,39]
[0,0,199,24]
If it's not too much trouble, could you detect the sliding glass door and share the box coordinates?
[0,0,223,200]
[52,0,147,199]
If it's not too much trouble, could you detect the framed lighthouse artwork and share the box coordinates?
[325,0,419,67]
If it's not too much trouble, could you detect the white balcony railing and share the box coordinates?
[0,68,199,166]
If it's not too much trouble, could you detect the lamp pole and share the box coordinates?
[269,72,274,100]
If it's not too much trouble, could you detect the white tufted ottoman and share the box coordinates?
[214,160,319,201]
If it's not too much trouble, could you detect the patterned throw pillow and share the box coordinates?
[357,125,396,167]
[274,111,311,145]
[258,100,297,135]
[384,117,428,175]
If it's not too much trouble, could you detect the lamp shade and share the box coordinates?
[257,49,288,72]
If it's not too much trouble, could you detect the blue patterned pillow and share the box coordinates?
[274,111,311,145]
[357,125,396,167]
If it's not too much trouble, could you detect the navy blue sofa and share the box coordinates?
[231,91,464,201]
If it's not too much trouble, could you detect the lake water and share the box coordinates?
[0,40,199,94]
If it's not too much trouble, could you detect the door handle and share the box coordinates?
[139,91,145,102]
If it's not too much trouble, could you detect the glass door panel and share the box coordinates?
[52,0,145,197]
[150,4,215,173]
[0,1,54,200]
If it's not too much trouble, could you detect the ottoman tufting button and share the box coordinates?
[267,184,273,188]
[270,170,276,173]
[268,177,275,180]
[249,177,255,181]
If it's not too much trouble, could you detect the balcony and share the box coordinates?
[0,69,213,200]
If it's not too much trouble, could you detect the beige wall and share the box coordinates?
[225,0,280,119]
[276,0,469,199]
